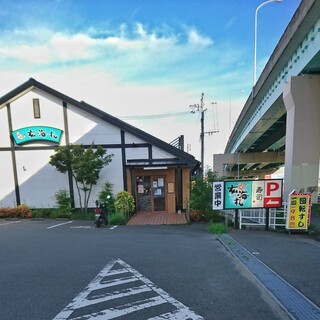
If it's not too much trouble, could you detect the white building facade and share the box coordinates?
[0,79,200,213]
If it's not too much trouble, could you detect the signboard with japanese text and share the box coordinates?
[286,192,311,231]
[212,182,224,210]
[251,180,264,207]
[213,179,283,209]
[12,126,63,145]
[225,181,252,209]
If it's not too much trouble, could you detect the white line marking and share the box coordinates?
[148,308,206,319]
[54,258,203,320]
[71,284,152,309]
[72,296,168,320]
[109,225,118,230]
[70,226,93,229]
[47,221,73,229]
[0,221,21,226]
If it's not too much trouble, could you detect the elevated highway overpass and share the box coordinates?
[214,0,320,202]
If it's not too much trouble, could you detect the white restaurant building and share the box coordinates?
[0,78,200,213]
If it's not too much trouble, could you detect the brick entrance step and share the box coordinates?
[127,212,187,225]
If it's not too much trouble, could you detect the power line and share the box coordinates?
[118,111,192,120]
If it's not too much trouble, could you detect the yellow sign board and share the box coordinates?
[286,192,311,231]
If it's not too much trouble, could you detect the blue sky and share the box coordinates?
[0,0,301,168]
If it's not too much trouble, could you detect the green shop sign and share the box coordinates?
[12,126,63,145]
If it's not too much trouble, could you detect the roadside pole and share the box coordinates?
[235,209,239,229]
[265,208,269,231]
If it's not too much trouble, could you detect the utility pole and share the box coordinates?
[190,93,218,176]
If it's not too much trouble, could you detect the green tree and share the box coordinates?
[49,144,113,214]
[189,168,220,215]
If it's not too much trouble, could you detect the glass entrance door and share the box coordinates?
[136,175,166,212]
[152,176,166,211]
[136,176,151,212]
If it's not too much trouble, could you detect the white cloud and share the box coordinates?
[0,23,212,65]
[187,28,214,48]
[0,22,251,101]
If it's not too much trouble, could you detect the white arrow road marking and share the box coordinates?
[54,258,203,320]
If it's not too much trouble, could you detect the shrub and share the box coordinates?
[108,212,127,225]
[0,205,32,218]
[189,209,203,222]
[189,169,220,220]
[55,189,73,218]
[31,208,54,218]
[203,210,224,223]
[114,191,135,220]
[189,209,223,223]
[189,177,211,213]
[208,223,228,234]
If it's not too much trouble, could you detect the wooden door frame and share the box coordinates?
[135,174,167,213]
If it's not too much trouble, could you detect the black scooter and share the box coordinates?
[94,196,110,227]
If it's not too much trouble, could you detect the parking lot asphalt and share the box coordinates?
[1,218,320,320]
[1,219,294,320]
[222,228,320,319]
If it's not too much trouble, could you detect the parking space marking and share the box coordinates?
[70,226,93,229]
[54,258,203,320]
[47,221,73,229]
[0,220,21,226]
[69,225,117,229]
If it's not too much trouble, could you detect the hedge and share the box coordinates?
[0,207,32,219]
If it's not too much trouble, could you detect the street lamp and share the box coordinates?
[253,0,283,86]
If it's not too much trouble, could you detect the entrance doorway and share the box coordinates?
[136,176,166,212]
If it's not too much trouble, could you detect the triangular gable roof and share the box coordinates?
[0,78,200,169]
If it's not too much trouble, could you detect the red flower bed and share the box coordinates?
[0,207,32,218]
[189,209,203,222]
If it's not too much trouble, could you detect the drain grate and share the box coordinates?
[218,233,320,320]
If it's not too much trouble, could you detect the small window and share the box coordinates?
[33,98,41,119]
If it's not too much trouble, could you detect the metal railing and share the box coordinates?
[222,206,287,230]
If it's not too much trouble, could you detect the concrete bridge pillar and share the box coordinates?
[283,75,320,203]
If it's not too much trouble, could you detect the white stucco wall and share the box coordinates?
[67,107,112,145]
[124,132,175,160]
[0,107,10,147]
[0,152,15,207]
[15,150,69,207]
[152,146,175,159]
[126,147,149,160]
[124,132,146,144]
